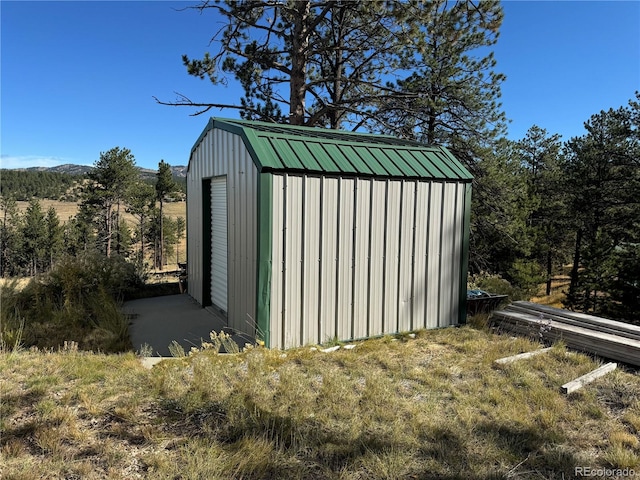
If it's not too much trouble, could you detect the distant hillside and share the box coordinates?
[13,164,187,178]
[21,164,94,176]
[1,164,187,201]
[0,169,83,201]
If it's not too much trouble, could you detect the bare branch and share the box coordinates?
[153,93,265,117]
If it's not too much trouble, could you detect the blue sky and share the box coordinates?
[1,1,638,170]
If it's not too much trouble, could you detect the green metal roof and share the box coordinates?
[189,117,473,182]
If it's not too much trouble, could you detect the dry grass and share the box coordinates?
[12,200,185,221]
[2,325,639,479]
[530,276,571,308]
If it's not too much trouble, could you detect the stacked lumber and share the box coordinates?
[491,301,640,367]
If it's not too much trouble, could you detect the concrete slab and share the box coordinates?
[124,294,254,357]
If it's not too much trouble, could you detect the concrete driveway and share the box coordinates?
[124,294,254,357]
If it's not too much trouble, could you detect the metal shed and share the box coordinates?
[187,118,473,349]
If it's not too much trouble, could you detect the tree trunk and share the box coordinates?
[140,217,145,265]
[105,203,113,258]
[545,248,552,296]
[568,228,582,306]
[1,208,7,277]
[330,7,344,129]
[289,1,310,125]
[116,201,121,256]
[159,200,164,270]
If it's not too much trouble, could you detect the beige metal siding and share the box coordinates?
[337,178,355,341]
[368,180,386,337]
[352,179,371,340]
[187,128,258,337]
[302,176,321,345]
[319,177,339,343]
[384,181,401,334]
[269,174,468,349]
[427,182,442,328]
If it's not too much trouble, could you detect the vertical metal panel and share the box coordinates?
[427,182,442,329]
[211,176,228,311]
[284,174,303,348]
[352,178,371,339]
[187,127,258,338]
[319,177,339,343]
[413,182,430,330]
[398,181,415,332]
[449,183,463,325]
[302,176,321,345]
[270,174,284,349]
[383,181,401,334]
[337,177,355,341]
[440,183,456,326]
[368,180,386,337]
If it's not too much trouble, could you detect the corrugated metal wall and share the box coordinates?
[187,128,258,337]
[269,174,467,349]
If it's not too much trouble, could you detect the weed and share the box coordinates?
[137,342,153,357]
[2,326,640,479]
[168,340,186,357]
[1,254,134,352]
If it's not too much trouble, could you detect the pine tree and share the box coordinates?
[0,196,20,277]
[158,1,466,129]
[21,199,47,276]
[44,206,64,270]
[563,96,640,318]
[155,160,176,270]
[82,147,137,257]
[516,125,567,295]
[372,0,505,167]
[175,216,186,265]
[127,181,155,267]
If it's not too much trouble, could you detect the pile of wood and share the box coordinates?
[491,301,640,367]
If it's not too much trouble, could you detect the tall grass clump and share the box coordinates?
[0,252,140,352]
[0,279,25,353]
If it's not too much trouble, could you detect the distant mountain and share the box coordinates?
[11,164,187,178]
[16,164,94,176]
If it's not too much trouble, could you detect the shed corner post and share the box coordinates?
[458,182,472,324]
[256,172,273,347]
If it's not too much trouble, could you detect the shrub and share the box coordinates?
[468,272,527,301]
[0,253,137,352]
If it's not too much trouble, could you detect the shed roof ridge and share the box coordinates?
[212,117,427,146]
[187,117,472,181]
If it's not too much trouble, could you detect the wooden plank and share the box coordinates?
[494,347,552,365]
[491,310,640,366]
[505,304,640,341]
[561,363,617,394]
[510,302,640,338]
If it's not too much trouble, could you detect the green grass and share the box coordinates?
[2,325,640,479]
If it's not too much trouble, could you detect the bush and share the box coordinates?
[507,259,546,298]
[468,272,528,301]
[0,253,138,352]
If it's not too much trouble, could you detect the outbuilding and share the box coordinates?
[186,118,472,349]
